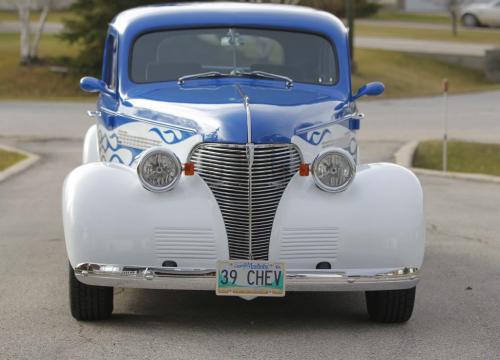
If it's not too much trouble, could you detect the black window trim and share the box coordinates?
[128,25,340,87]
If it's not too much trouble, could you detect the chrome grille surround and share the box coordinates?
[189,143,302,260]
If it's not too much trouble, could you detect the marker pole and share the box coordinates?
[442,79,449,172]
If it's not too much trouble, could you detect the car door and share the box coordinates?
[479,0,500,26]
[491,0,500,26]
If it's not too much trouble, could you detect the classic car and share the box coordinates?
[461,0,500,27]
[63,2,425,323]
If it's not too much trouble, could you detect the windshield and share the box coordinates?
[130,27,338,85]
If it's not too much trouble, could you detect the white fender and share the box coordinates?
[63,162,228,269]
[269,163,425,272]
[82,125,99,163]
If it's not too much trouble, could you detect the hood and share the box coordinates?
[122,81,347,144]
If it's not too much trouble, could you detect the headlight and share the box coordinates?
[137,147,182,192]
[312,148,356,193]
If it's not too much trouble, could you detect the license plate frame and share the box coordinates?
[215,260,286,297]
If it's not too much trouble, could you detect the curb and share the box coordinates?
[0,144,40,184]
[394,140,500,185]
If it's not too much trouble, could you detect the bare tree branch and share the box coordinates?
[14,0,33,64]
[30,0,52,60]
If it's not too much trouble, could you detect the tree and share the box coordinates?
[9,0,52,65]
[62,0,193,75]
[429,0,462,36]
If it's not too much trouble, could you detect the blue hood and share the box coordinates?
[123,81,347,144]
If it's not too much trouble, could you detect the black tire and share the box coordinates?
[462,13,479,27]
[365,287,416,323]
[69,263,114,321]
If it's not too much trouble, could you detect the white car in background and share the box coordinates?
[461,0,500,27]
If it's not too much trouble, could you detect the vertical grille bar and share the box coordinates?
[189,143,301,260]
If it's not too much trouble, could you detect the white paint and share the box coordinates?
[82,125,99,163]
[63,162,229,269]
[269,163,425,271]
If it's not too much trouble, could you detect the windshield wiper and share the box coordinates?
[234,70,294,88]
[178,71,230,85]
[178,70,294,88]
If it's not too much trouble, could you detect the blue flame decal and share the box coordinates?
[98,133,120,151]
[109,154,125,164]
[149,127,194,144]
[298,128,331,145]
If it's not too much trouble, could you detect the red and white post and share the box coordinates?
[442,79,449,172]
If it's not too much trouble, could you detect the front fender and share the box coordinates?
[82,125,99,163]
[62,162,228,269]
[269,163,425,271]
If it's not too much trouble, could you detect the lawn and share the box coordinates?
[413,140,500,176]
[352,49,500,98]
[0,33,95,100]
[357,23,500,46]
[0,10,71,23]
[369,10,451,25]
[0,149,27,172]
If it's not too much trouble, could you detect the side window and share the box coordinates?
[103,34,118,91]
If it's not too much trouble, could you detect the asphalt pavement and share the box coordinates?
[0,95,499,359]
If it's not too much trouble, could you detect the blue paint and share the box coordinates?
[83,3,379,150]
[298,129,331,146]
[349,118,360,130]
[149,127,194,144]
[351,82,385,101]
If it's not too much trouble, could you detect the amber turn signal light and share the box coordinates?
[184,162,195,176]
[299,163,310,176]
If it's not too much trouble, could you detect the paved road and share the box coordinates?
[357,18,500,33]
[355,36,496,56]
[0,20,63,34]
[0,95,499,359]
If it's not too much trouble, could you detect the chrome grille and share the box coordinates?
[189,143,302,260]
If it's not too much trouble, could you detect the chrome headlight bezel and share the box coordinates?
[312,148,356,193]
[137,147,182,192]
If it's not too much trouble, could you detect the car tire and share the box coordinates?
[365,287,416,323]
[69,263,114,321]
[462,14,480,27]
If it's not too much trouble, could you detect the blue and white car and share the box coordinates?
[63,3,425,323]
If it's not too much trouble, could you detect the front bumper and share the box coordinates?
[74,263,419,292]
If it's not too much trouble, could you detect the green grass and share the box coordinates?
[370,10,451,25]
[357,23,500,46]
[413,140,500,176]
[0,10,71,23]
[0,33,95,100]
[0,149,27,171]
[352,49,500,98]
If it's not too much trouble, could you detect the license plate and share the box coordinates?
[216,260,285,297]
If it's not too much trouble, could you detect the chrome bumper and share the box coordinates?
[74,263,419,292]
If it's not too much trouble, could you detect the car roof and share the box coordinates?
[110,2,346,40]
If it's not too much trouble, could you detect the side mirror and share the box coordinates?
[80,76,109,93]
[352,82,385,101]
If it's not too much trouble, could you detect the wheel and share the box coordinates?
[69,263,114,320]
[365,287,416,323]
[462,14,479,27]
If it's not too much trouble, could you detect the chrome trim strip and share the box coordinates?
[99,107,197,134]
[294,114,365,135]
[87,110,101,118]
[74,263,419,292]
